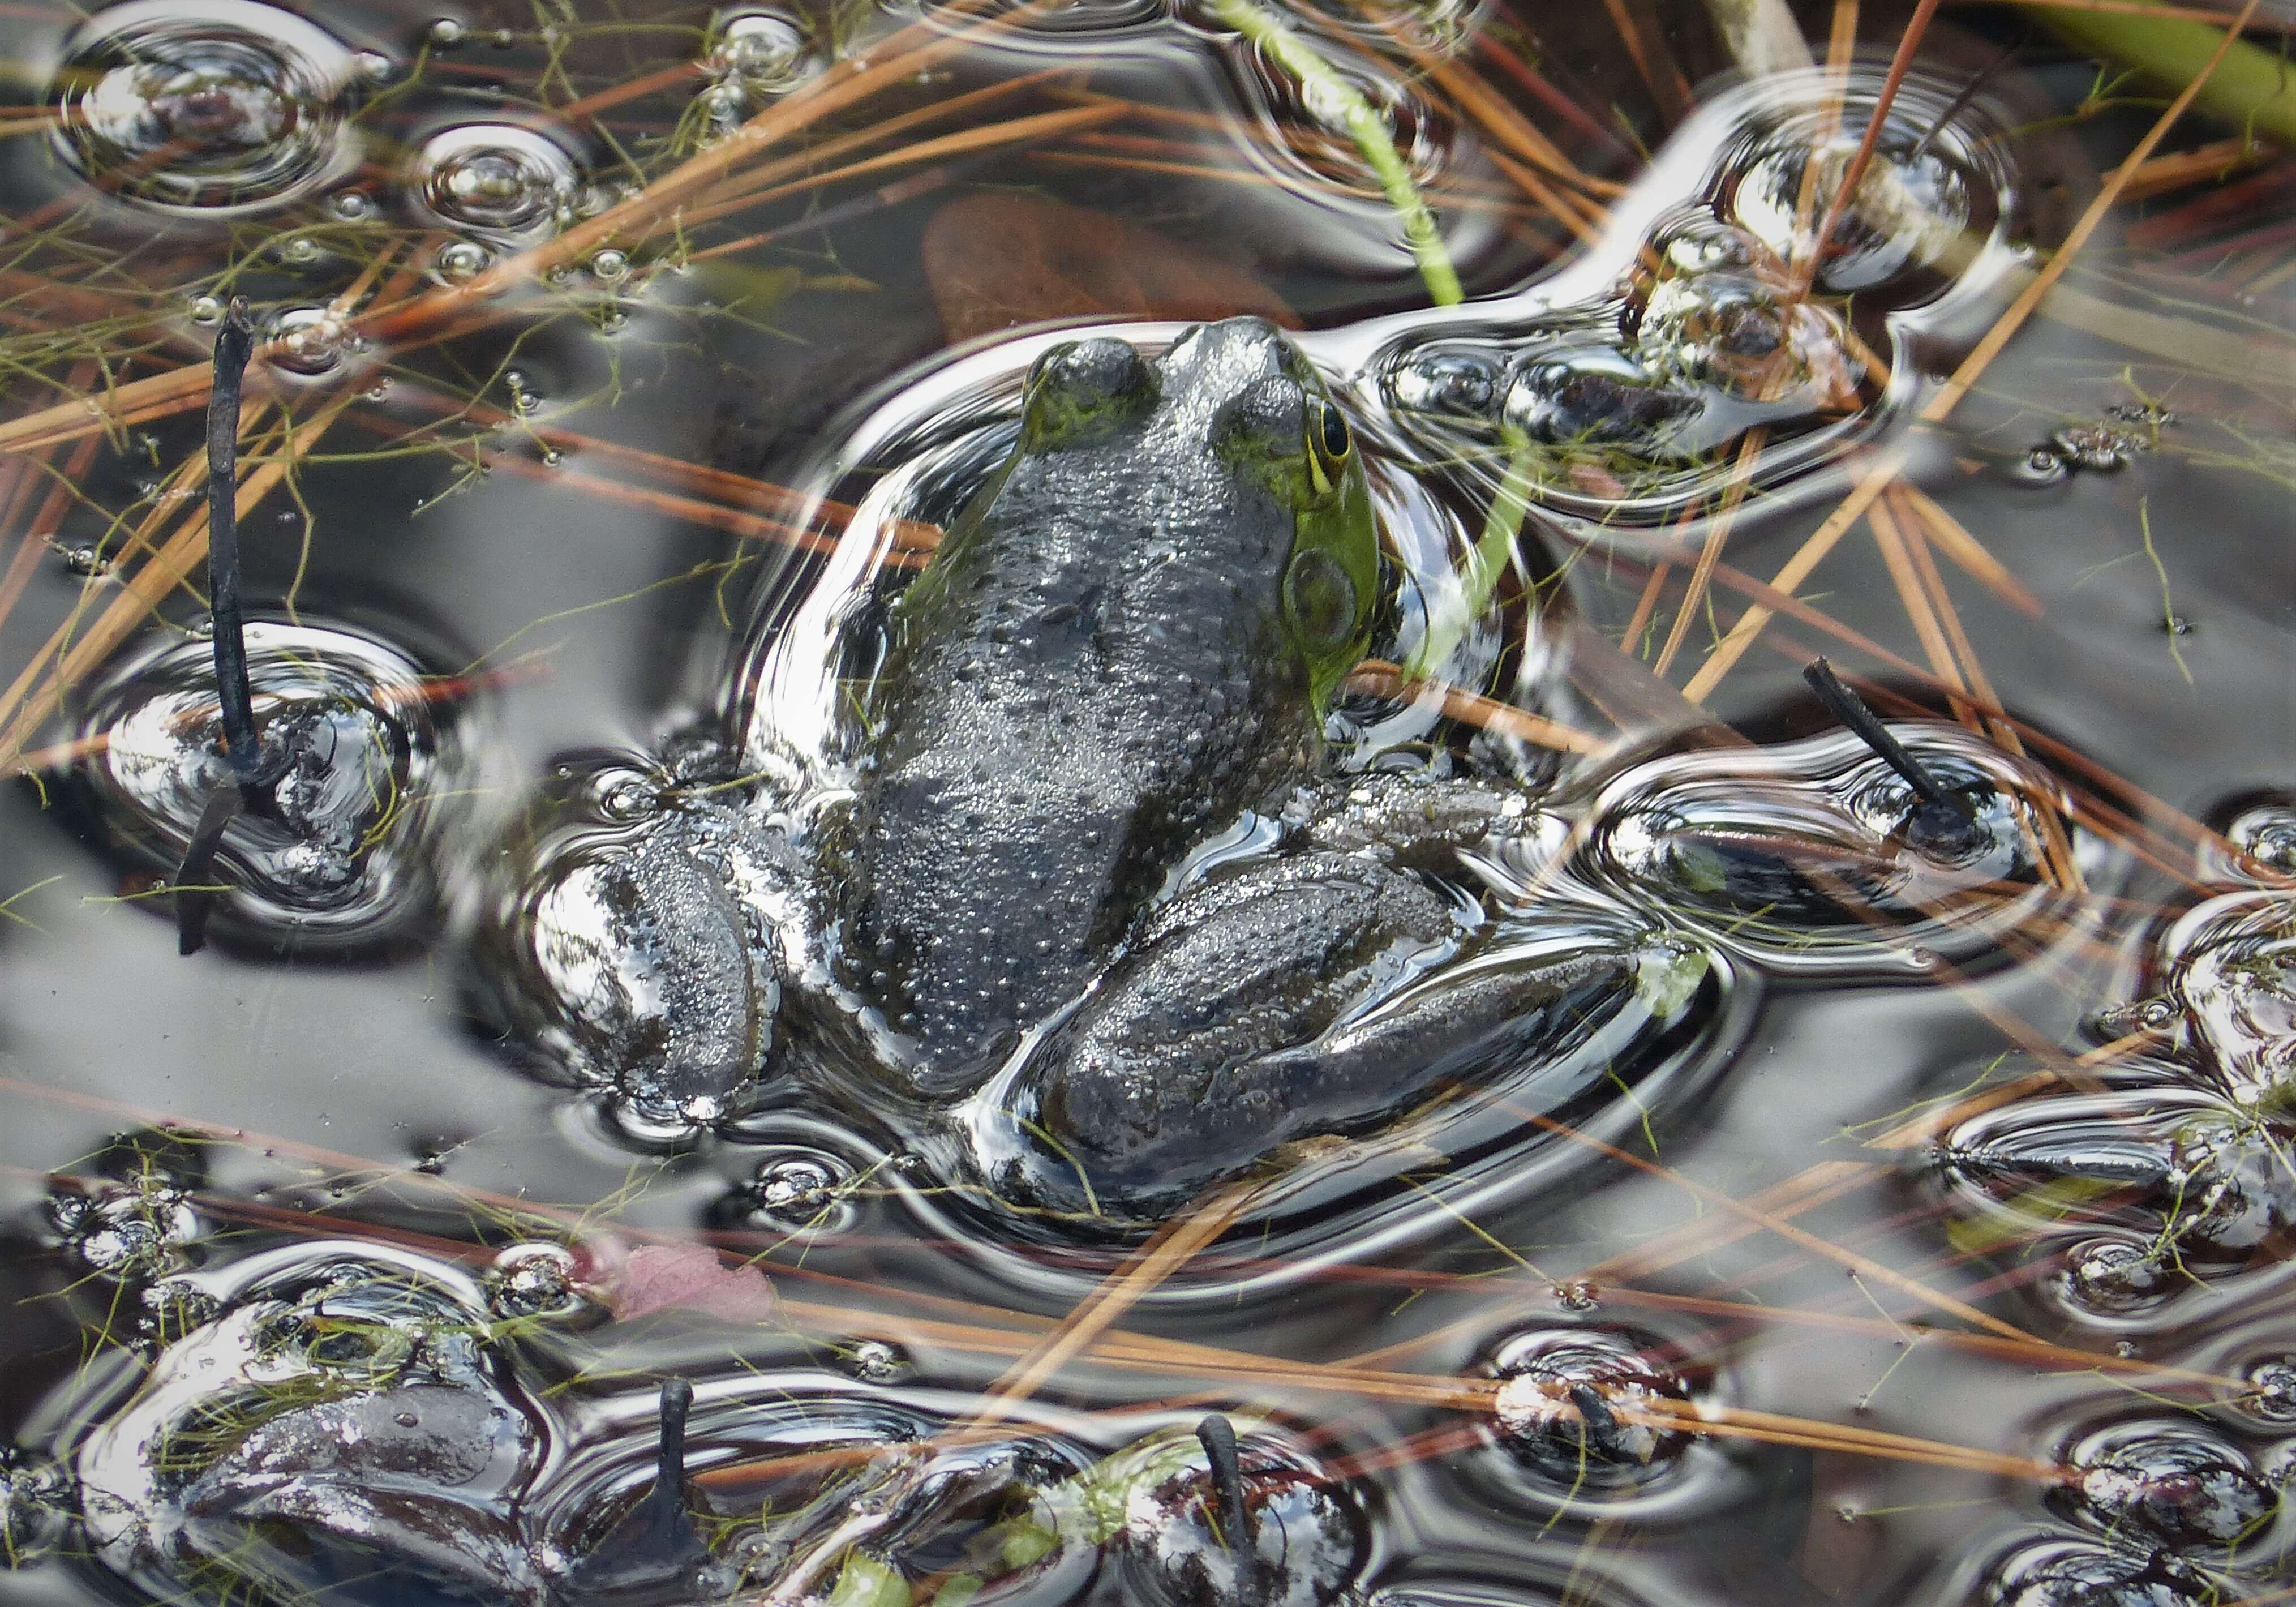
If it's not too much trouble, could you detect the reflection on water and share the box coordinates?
[2,0,2293,1602]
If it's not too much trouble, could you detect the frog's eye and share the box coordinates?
[1023,338,1158,445]
[1285,548,1360,652]
[1304,397,1353,496]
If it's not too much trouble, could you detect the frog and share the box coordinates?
[471,316,1719,1217]
[65,1253,715,1607]
[49,1249,1368,1607]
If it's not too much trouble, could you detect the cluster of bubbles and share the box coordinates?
[41,1133,206,1288]
[1916,799,2296,1602]
[2024,403,2175,480]
[1931,799,2296,1329]
[693,9,819,140]
[1379,67,2014,519]
[66,619,475,953]
[45,0,626,335]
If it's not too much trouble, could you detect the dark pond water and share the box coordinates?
[2,0,2295,1602]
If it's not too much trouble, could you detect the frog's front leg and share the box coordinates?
[980,778,1712,1223]
[468,756,800,1126]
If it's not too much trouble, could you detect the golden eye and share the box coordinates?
[1305,397,1352,496]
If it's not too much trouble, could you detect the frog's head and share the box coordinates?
[1015,317,1381,715]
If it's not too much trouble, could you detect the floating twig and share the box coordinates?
[204,299,260,780]
[1802,655,1972,820]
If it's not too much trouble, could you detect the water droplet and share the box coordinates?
[427,16,467,47]
[405,121,584,242]
[435,238,490,281]
[354,50,392,82]
[266,305,350,375]
[50,0,362,213]
[187,293,225,324]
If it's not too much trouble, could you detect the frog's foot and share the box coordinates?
[979,843,1711,1224]
[467,755,800,1127]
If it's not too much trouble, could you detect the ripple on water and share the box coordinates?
[70,617,475,952]
[1581,726,2072,977]
[49,0,364,214]
[2057,1415,2281,1555]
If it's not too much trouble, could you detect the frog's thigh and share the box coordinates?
[1020,854,1649,1214]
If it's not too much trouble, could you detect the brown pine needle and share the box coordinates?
[1889,482,2042,619]
[1679,444,1903,702]
[1345,659,1608,754]
[1653,431,1765,678]
[1867,491,1975,723]
[1495,1098,2045,1345]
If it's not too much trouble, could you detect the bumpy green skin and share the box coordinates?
[843,319,1378,1096]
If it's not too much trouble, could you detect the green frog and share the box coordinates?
[477,318,1709,1219]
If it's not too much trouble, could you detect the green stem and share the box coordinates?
[2024,6,2296,145]
[1206,0,1464,306]
[1406,426,1536,676]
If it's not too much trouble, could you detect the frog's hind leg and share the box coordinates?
[983,846,1714,1225]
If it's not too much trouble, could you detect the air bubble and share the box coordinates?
[406,121,585,242]
[845,1339,911,1383]
[49,0,362,214]
[266,306,353,375]
[187,294,225,324]
[487,1241,584,1320]
[436,239,490,281]
[427,16,467,47]
[0,1447,67,1566]
[590,248,630,282]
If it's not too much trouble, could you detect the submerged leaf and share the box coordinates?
[921,194,1295,343]
[586,1242,781,1325]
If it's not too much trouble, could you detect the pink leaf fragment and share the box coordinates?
[586,1241,780,1325]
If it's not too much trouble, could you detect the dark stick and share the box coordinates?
[1802,657,1972,820]
[172,785,246,955]
[1195,1412,1257,1590]
[651,1375,694,1522]
[1568,1382,1618,1445]
[205,298,260,780]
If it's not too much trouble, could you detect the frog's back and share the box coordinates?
[847,320,1321,1095]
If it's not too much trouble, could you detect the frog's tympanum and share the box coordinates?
[475,316,2059,1224]
[52,1251,1367,1607]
